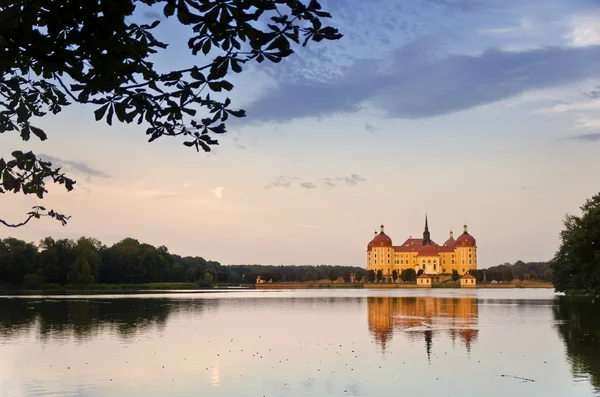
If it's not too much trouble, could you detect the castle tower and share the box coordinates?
[422,215,431,245]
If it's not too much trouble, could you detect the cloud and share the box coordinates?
[39,154,111,178]
[365,124,377,133]
[322,174,367,187]
[212,186,224,199]
[567,132,600,142]
[566,15,600,48]
[300,182,317,189]
[264,176,300,189]
[265,174,366,189]
[243,44,600,122]
[583,86,600,99]
[184,182,196,189]
[575,116,600,130]
[536,99,600,114]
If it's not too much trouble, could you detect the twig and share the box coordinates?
[500,374,536,383]
[0,214,35,228]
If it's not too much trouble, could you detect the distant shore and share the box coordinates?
[255,282,555,289]
[0,281,555,295]
[0,282,253,295]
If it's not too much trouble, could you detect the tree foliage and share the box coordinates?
[376,269,383,282]
[451,269,459,281]
[327,269,337,282]
[354,269,363,282]
[484,260,551,283]
[552,192,600,293]
[366,269,375,283]
[391,269,398,282]
[342,271,350,283]
[400,268,416,283]
[0,0,342,227]
[0,235,361,288]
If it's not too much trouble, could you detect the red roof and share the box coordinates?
[367,232,392,250]
[443,238,456,249]
[438,245,454,253]
[455,232,476,247]
[418,273,432,278]
[394,238,440,252]
[417,242,440,257]
[461,273,475,279]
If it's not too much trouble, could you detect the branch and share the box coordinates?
[0,206,70,228]
[0,214,35,228]
[54,74,81,103]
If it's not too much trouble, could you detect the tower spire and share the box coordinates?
[422,214,431,245]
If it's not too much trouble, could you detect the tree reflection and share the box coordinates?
[0,298,212,342]
[367,296,479,357]
[554,297,600,392]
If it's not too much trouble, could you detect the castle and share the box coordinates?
[366,216,477,283]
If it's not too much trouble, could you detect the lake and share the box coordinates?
[0,289,598,397]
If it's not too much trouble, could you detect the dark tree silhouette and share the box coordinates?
[0,0,341,227]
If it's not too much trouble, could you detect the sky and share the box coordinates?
[2,0,600,268]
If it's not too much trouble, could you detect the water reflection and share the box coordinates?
[554,296,600,392]
[0,298,214,342]
[367,296,479,357]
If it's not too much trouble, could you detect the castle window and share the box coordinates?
[434,264,437,270]
[469,260,472,264]
[462,269,465,273]
[452,260,454,264]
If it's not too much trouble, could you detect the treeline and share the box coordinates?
[552,192,600,294]
[486,260,552,282]
[0,236,362,288]
[467,260,552,283]
[223,264,364,284]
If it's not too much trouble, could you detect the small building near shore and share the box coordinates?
[460,273,476,288]
[417,273,433,288]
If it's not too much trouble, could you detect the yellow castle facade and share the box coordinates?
[366,216,477,282]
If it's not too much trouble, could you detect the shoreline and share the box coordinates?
[254,282,555,289]
[0,282,555,295]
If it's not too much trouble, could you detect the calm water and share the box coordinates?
[0,289,599,397]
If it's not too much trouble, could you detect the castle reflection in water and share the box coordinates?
[367,296,479,358]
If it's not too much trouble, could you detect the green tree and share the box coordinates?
[401,268,417,282]
[543,269,553,283]
[354,269,363,282]
[342,271,351,283]
[494,271,503,283]
[417,269,424,277]
[0,0,341,228]
[470,269,484,283]
[392,269,398,283]
[304,272,313,282]
[327,270,337,282]
[485,269,494,283]
[73,237,103,281]
[551,194,600,292]
[366,269,375,283]
[315,271,322,281]
[203,271,213,283]
[530,272,538,281]
[39,237,75,285]
[376,269,383,282]
[69,257,95,285]
[288,271,297,282]
[451,269,459,282]
[0,238,38,284]
[518,270,526,282]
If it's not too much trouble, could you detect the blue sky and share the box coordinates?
[2,0,600,268]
